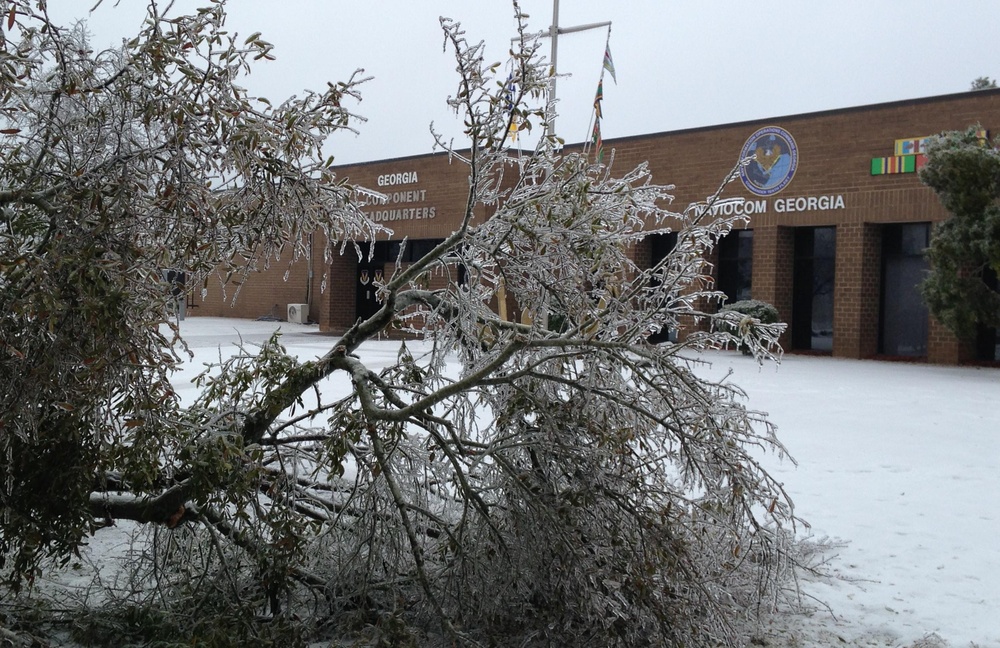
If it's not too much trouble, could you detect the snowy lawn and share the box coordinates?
[154,318,1000,646]
[693,350,999,647]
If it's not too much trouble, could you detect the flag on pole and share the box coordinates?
[590,29,614,162]
[603,44,617,84]
[508,120,519,142]
[503,73,515,112]
[593,80,604,120]
[504,73,519,142]
[592,118,604,163]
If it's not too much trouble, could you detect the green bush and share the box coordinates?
[719,300,780,355]
[721,299,779,323]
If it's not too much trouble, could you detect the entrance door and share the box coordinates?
[355,264,383,322]
[646,232,678,343]
[976,268,1000,361]
[355,241,387,323]
[792,227,836,351]
[717,229,754,304]
[880,223,929,357]
[978,325,1000,362]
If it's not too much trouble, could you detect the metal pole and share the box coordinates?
[547,0,559,141]
[522,0,610,143]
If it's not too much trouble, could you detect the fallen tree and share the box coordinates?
[0,2,797,645]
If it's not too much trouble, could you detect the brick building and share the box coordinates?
[194,89,1000,364]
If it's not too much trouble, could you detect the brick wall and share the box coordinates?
[194,248,318,323]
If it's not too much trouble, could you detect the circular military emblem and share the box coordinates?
[739,126,798,196]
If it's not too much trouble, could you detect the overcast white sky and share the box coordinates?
[54,1,1000,165]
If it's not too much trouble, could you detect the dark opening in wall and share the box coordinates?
[879,223,930,357]
[717,229,754,305]
[792,226,836,352]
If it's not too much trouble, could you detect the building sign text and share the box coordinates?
[366,170,437,222]
[709,193,846,217]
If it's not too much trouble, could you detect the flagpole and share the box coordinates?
[547,0,560,142]
[541,0,610,144]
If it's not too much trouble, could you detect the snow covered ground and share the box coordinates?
[694,352,1000,648]
[167,318,999,647]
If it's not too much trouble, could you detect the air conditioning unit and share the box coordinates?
[287,303,309,324]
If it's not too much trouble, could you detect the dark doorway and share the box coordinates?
[792,227,836,351]
[976,268,1000,361]
[648,232,678,266]
[355,242,387,323]
[717,229,754,304]
[978,325,1000,362]
[646,232,678,343]
[879,223,930,357]
[354,239,446,323]
[355,264,384,322]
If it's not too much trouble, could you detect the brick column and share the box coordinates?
[319,253,357,334]
[926,316,979,364]
[752,225,794,350]
[833,223,881,359]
